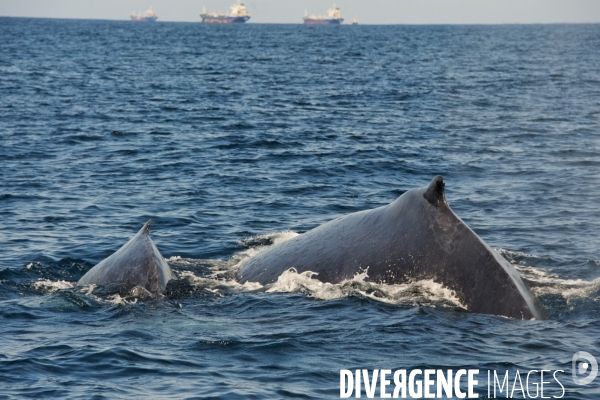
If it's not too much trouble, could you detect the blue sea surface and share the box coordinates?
[0,18,599,398]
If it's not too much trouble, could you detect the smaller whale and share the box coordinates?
[77,220,172,294]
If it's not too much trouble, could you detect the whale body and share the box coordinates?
[237,176,546,320]
[77,220,172,294]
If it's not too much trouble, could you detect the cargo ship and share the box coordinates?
[200,1,250,24]
[303,4,343,25]
[130,7,158,22]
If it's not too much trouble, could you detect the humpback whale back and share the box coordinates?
[77,220,172,294]
[238,176,546,320]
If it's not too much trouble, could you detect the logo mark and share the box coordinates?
[572,351,598,385]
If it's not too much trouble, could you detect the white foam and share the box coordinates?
[32,279,74,292]
[106,294,138,306]
[79,284,97,295]
[266,268,466,308]
[516,265,600,300]
[176,269,262,293]
[266,269,345,300]
[165,231,302,295]
[169,264,465,308]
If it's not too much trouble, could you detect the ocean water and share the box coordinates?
[1,18,599,398]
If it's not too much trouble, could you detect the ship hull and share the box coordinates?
[200,15,250,24]
[303,18,343,25]
[131,17,157,22]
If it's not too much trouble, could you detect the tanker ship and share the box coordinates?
[303,4,343,25]
[200,1,250,24]
[130,7,158,22]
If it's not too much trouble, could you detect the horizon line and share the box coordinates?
[2,15,600,25]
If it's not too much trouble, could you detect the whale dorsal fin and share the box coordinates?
[141,219,152,235]
[423,175,446,206]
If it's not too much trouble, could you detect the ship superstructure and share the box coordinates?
[200,1,250,24]
[130,7,158,22]
[303,4,343,25]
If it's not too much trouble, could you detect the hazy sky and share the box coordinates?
[1,0,599,24]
